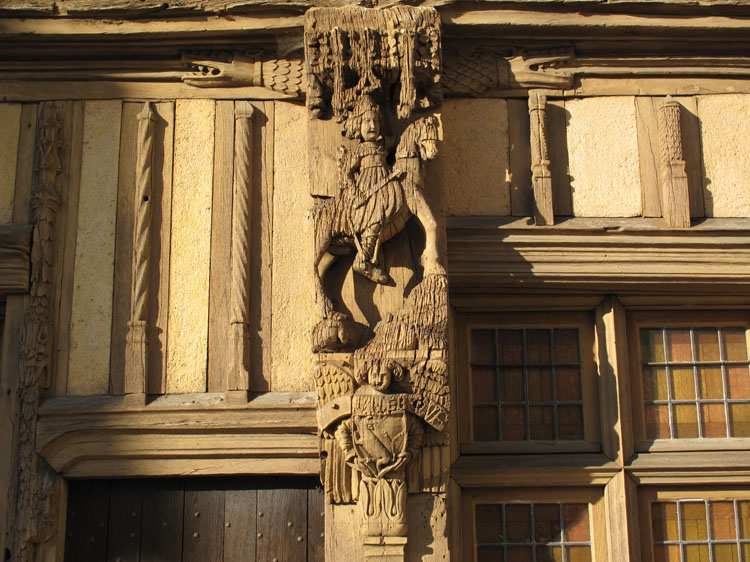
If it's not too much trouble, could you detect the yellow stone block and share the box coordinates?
[67,100,121,396]
[166,99,215,393]
[566,97,642,217]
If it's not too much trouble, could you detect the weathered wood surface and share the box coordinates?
[106,479,143,562]
[63,480,110,562]
[448,216,750,289]
[0,224,32,293]
[36,392,318,477]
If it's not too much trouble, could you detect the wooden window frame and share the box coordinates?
[637,486,750,562]
[456,310,600,455]
[461,486,609,562]
[628,309,750,453]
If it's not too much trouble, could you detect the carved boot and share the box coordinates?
[353,230,390,285]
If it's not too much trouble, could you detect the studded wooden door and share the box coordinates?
[64,476,324,561]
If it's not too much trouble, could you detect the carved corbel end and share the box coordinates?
[510,48,575,90]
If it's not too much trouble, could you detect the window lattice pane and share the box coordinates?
[652,500,750,562]
[640,327,750,440]
[475,503,592,562]
[470,328,583,442]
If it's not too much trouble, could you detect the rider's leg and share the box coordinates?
[412,189,445,276]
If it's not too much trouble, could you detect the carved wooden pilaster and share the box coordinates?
[13,103,64,562]
[305,7,448,560]
[528,90,554,226]
[125,102,155,405]
[657,96,691,228]
[226,103,255,404]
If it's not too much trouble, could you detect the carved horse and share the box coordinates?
[308,115,441,316]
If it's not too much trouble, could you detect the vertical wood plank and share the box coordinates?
[106,479,143,562]
[224,484,257,561]
[12,103,37,224]
[594,296,634,466]
[148,101,174,394]
[207,100,235,393]
[636,97,662,218]
[110,102,140,396]
[676,96,705,218]
[604,472,640,562]
[257,486,307,561]
[308,485,325,562]
[67,100,122,395]
[140,479,184,562]
[547,99,571,216]
[0,103,22,223]
[183,479,225,562]
[64,480,110,562]
[508,98,532,217]
[249,100,273,392]
[166,99,214,394]
[0,296,28,560]
[53,100,84,397]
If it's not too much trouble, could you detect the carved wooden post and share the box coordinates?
[305,8,448,561]
[658,96,691,228]
[14,103,64,562]
[226,103,254,404]
[529,89,554,225]
[125,102,155,406]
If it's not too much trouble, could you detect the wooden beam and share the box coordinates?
[0,224,31,293]
[36,392,318,478]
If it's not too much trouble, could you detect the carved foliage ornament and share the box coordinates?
[305,7,448,560]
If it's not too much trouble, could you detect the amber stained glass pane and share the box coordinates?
[529,406,555,440]
[681,502,708,541]
[533,504,561,543]
[695,329,720,362]
[505,504,532,543]
[697,366,724,400]
[536,546,562,562]
[507,546,533,562]
[739,501,750,539]
[471,329,496,364]
[498,330,523,365]
[478,546,504,562]
[667,329,693,362]
[712,544,739,562]
[472,367,497,403]
[709,501,736,541]
[526,330,551,365]
[553,329,580,364]
[476,504,503,543]
[645,404,671,439]
[501,406,527,441]
[555,367,582,401]
[652,502,679,543]
[643,366,669,401]
[684,544,709,562]
[499,368,524,402]
[653,544,681,562]
[727,366,750,399]
[563,504,590,542]
[557,406,584,440]
[730,403,750,437]
[566,546,592,562]
[670,367,696,401]
[642,329,666,363]
[724,329,748,362]
[700,403,727,438]
[473,406,498,441]
[527,368,553,402]
[673,404,699,438]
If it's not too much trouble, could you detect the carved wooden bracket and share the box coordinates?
[528,90,554,226]
[304,6,448,560]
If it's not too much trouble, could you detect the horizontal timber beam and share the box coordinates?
[0,224,32,294]
[37,391,319,478]
[447,217,750,292]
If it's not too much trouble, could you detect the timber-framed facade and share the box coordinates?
[3,1,750,561]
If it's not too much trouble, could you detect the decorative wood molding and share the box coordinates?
[36,393,318,478]
[124,102,155,405]
[451,454,620,487]
[528,90,554,225]
[657,96,691,228]
[227,103,255,403]
[0,224,32,293]
[305,7,448,560]
[14,103,65,562]
[447,217,750,291]
[627,451,750,485]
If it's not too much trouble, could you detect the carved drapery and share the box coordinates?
[305,7,448,560]
[13,104,65,562]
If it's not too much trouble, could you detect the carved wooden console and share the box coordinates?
[304,6,449,560]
